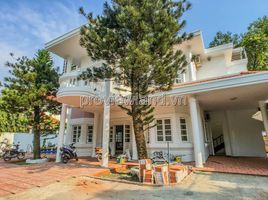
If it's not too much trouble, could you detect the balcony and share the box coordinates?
[58,71,105,96]
[228,48,248,74]
[57,70,131,109]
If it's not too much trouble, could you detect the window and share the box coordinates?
[87,125,93,143]
[175,72,185,84]
[125,125,130,142]
[180,118,188,141]
[63,59,67,73]
[69,78,77,86]
[72,125,81,143]
[71,64,77,71]
[110,126,113,142]
[156,119,172,142]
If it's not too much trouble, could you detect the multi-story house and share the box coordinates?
[45,28,268,167]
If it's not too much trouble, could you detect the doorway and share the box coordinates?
[210,121,226,155]
[115,125,124,155]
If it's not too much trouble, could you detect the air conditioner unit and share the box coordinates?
[193,55,202,68]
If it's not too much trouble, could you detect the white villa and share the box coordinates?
[45,29,268,167]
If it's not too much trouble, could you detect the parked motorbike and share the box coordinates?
[60,143,78,164]
[3,143,25,161]
[0,138,10,158]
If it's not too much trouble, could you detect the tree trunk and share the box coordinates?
[33,106,41,159]
[132,116,148,159]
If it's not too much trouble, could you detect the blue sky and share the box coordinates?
[0,0,267,82]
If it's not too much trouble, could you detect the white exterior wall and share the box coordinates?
[197,55,227,80]
[226,109,266,157]
[0,133,58,152]
[208,109,266,158]
[67,117,94,156]
[146,105,194,162]
[66,104,196,162]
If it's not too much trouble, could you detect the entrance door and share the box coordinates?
[115,125,124,154]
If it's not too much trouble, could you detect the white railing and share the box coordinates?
[59,72,105,96]
[231,48,247,62]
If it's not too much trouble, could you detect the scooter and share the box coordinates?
[3,143,25,161]
[60,143,78,164]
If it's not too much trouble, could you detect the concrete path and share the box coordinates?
[1,172,268,200]
[0,159,107,197]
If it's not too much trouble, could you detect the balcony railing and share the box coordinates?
[58,70,131,98]
[58,71,105,96]
[231,48,247,62]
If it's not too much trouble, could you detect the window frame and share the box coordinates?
[109,126,114,143]
[124,125,131,143]
[175,72,185,84]
[86,125,94,143]
[72,125,82,143]
[180,117,188,142]
[156,118,173,142]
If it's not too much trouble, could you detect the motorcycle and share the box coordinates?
[60,143,78,164]
[0,138,10,158]
[3,143,25,161]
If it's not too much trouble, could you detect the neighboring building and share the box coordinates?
[46,29,268,167]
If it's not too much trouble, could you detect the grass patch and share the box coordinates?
[101,170,139,182]
[15,161,31,166]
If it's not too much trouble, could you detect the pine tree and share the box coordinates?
[1,50,60,159]
[79,0,191,159]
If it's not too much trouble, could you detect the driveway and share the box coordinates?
[1,172,268,200]
[0,159,107,197]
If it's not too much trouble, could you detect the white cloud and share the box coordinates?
[0,1,85,82]
[0,42,26,80]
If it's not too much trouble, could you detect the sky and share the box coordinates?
[0,0,267,82]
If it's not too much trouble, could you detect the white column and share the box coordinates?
[189,96,203,167]
[92,112,99,157]
[131,123,138,160]
[196,103,206,162]
[188,51,197,81]
[101,80,111,167]
[259,101,268,134]
[56,104,67,163]
[64,107,72,145]
[66,57,73,73]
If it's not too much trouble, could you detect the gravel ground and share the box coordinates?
[1,172,268,200]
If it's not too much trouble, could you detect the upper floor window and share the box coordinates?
[156,119,172,142]
[87,125,93,143]
[180,118,188,141]
[175,72,185,84]
[72,125,81,143]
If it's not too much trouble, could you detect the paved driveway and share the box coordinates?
[1,172,268,200]
[0,159,107,197]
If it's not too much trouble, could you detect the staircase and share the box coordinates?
[213,135,225,153]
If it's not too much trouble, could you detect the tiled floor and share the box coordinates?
[0,158,107,197]
[192,156,268,176]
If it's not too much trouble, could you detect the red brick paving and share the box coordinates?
[192,156,268,176]
[1,156,267,197]
[0,158,107,197]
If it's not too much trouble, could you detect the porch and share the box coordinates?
[192,156,268,176]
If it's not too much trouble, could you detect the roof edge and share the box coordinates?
[45,27,81,49]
